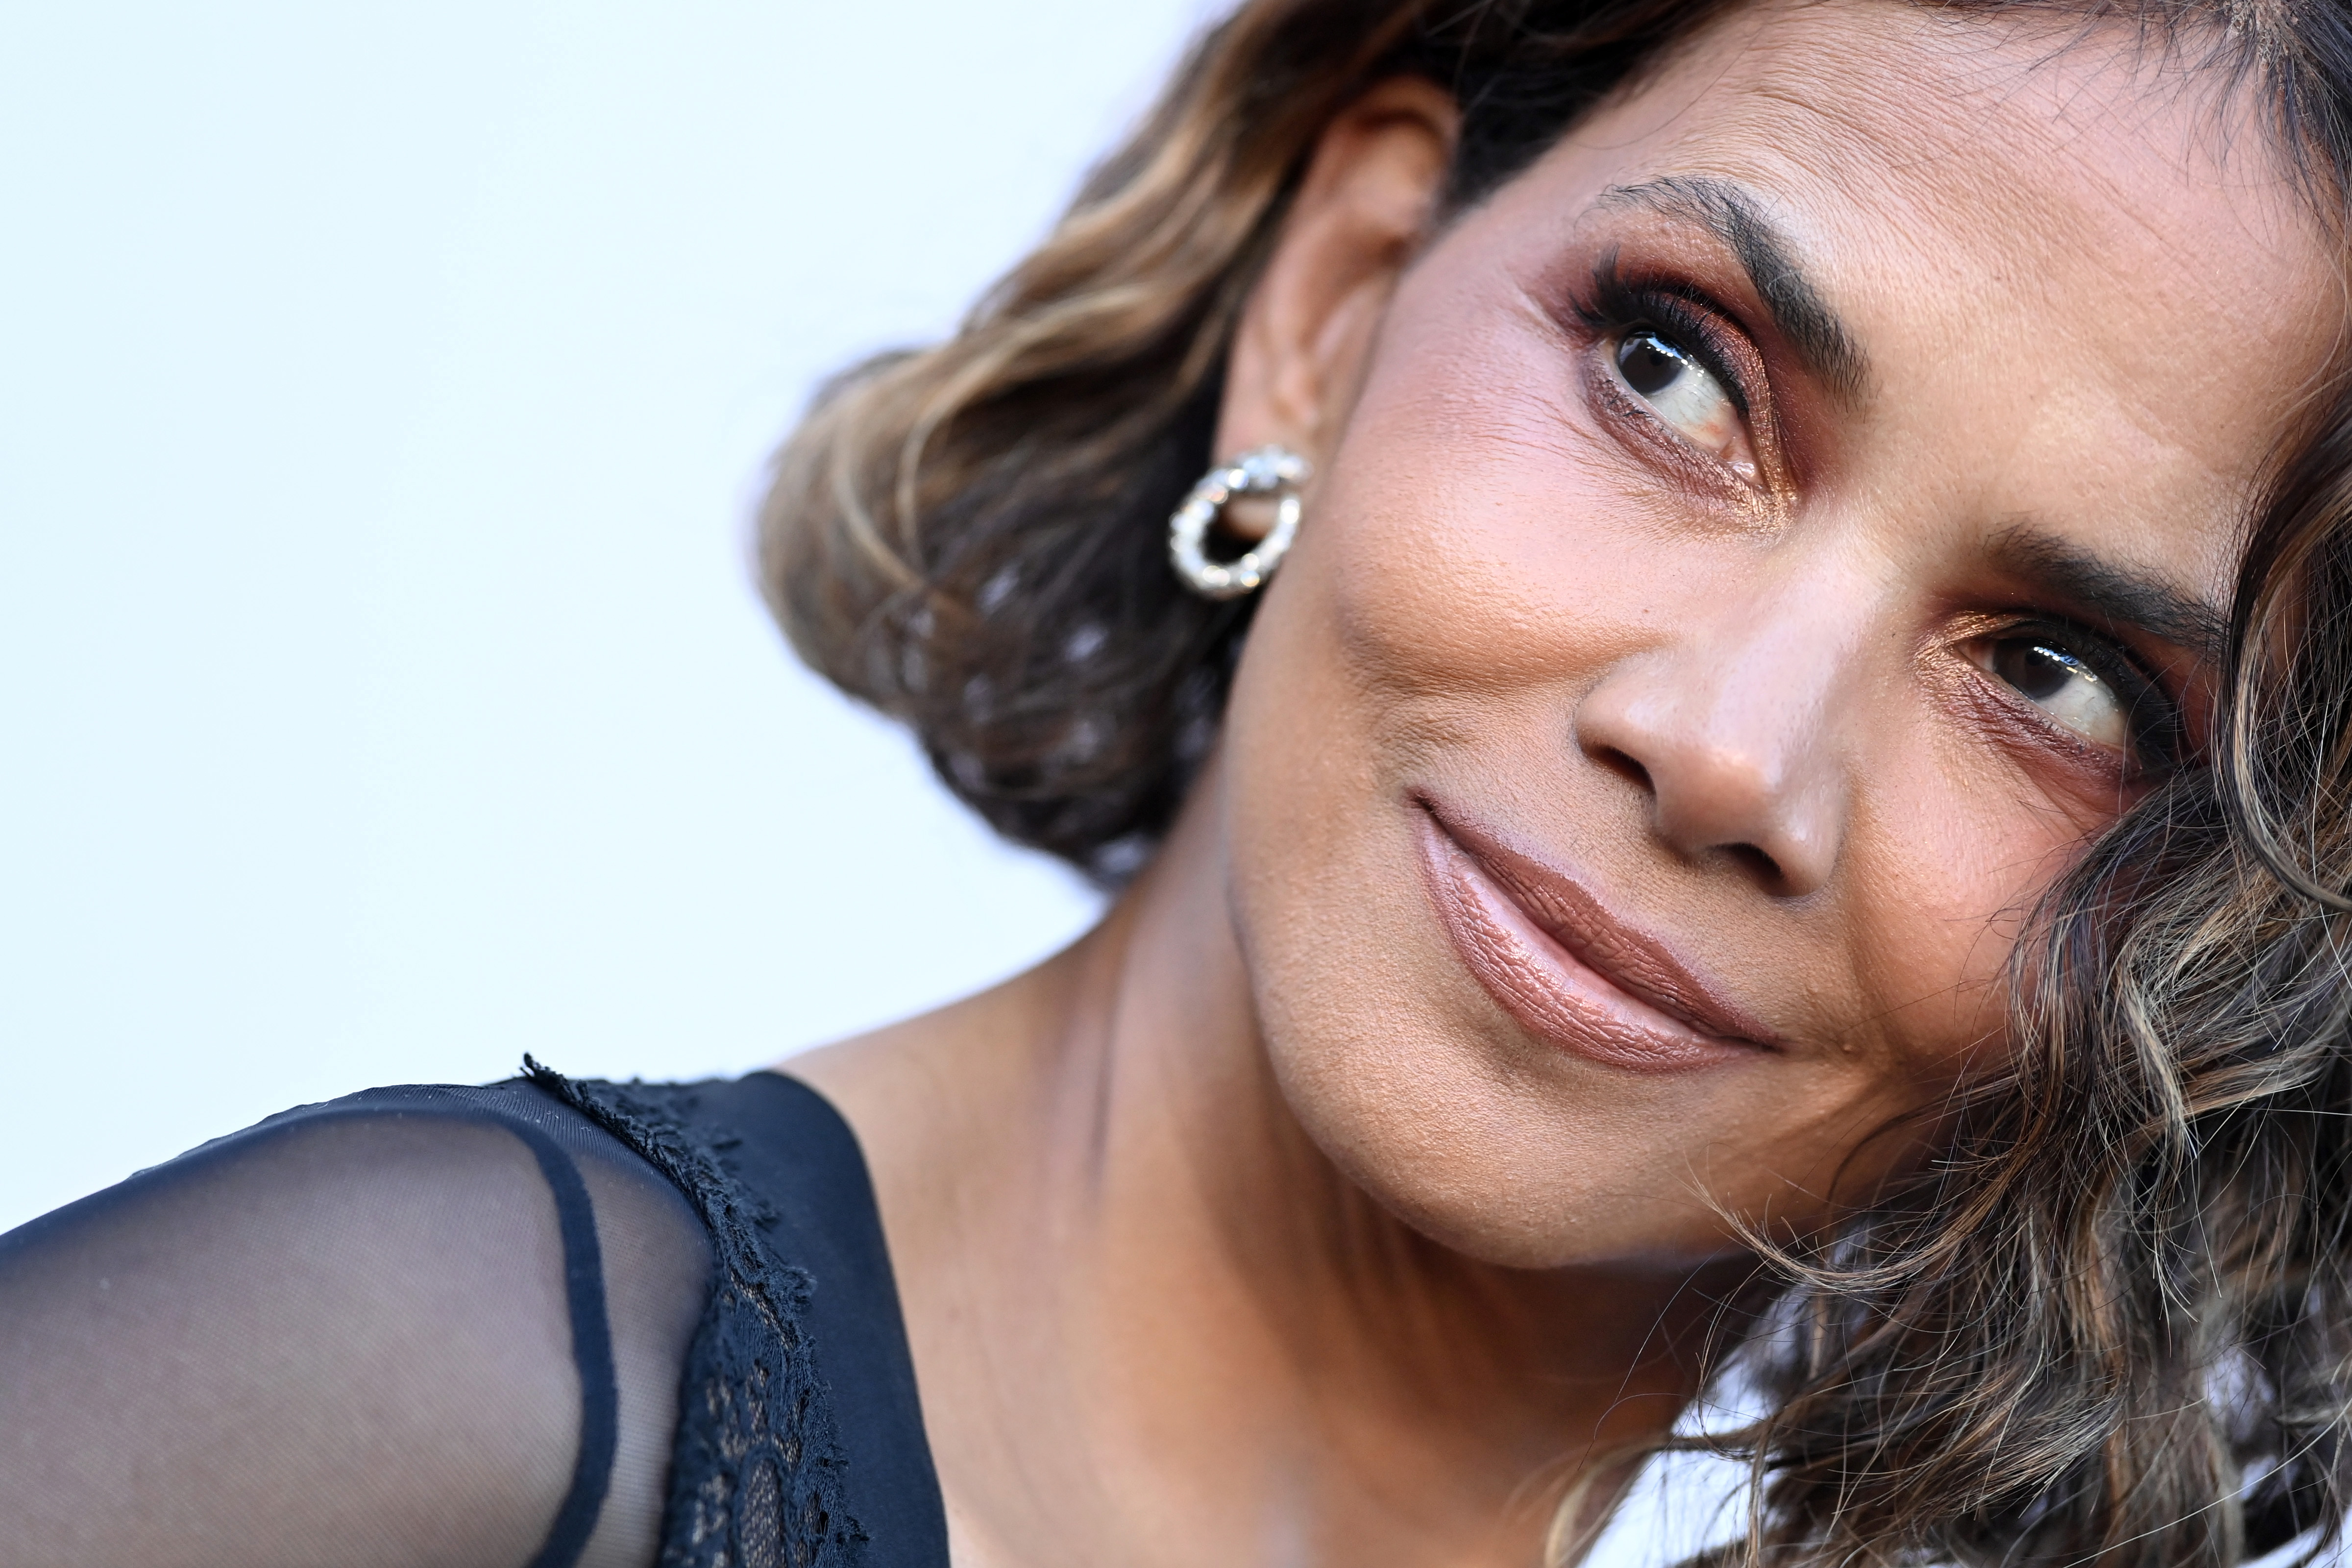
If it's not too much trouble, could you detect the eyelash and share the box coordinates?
[1569,257,1756,425]
[1980,615,2185,771]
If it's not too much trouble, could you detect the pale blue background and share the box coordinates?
[0,1,1258,1235]
[0,14,1750,1552]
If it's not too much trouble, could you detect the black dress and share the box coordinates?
[0,1063,952,1568]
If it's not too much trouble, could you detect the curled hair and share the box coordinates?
[760,1,2352,1565]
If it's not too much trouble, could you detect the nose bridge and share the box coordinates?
[1575,548,1865,894]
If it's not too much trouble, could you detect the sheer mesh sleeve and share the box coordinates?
[0,1082,712,1568]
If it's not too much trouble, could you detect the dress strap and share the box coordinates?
[524,1059,870,1568]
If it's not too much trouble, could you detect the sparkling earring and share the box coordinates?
[1167,445,1310,601]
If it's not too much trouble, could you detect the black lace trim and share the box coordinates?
[524,1057,866,1568]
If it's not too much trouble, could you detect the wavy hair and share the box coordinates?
[759,2,2352,1566]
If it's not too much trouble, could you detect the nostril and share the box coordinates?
[1593,746,1653,796]
[1722,842,1784,887]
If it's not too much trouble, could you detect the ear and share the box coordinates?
[1214,77,1459,537]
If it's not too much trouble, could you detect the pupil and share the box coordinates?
[1617,332,1685,396]
[1997,641,2080,703]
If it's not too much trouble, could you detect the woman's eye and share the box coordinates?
[1973,635,2130,751]
[1613,329,1755,479]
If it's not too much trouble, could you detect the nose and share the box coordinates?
[1572,610,1852,897]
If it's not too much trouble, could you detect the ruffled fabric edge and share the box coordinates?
[524,1058,867,1568]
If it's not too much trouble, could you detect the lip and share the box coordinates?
[1413,797,1778,1074]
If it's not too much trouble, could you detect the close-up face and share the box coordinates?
[1218,0,2342,1267]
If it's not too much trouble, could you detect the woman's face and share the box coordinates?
[1215,0,2340,1266]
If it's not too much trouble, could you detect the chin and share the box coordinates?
[1256,998,1752,1272]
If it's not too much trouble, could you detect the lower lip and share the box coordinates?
[1415,814,1760,1075]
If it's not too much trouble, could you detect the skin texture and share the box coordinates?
[787,4,2343,1564]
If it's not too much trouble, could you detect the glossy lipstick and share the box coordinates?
[1415,800,1776,1074]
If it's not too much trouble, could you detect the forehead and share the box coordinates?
[1500,0,2340,580]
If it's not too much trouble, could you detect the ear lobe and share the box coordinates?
[1216,76,1459,503]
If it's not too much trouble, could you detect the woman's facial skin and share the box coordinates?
[1214,0,2341,1267]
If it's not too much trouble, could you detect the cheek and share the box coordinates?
[1221,290,1629,900]
[1840,712,2105,1082]
[1219,313,1673,1044]
[1307,313,1682,717]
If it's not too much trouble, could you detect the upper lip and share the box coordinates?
[1419,797,1781,1049]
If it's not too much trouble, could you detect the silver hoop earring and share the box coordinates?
[1167,445,1310,601]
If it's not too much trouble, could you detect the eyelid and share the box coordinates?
[1569,255,1780,489]
[1571,258,1759,405]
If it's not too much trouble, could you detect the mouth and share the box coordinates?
[1413,797,1778,1074]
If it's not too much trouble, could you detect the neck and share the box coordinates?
[789,784,1747,1567]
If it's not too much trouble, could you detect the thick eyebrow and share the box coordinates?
[1597,175,1869,404]
[1986,524,2228,662]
